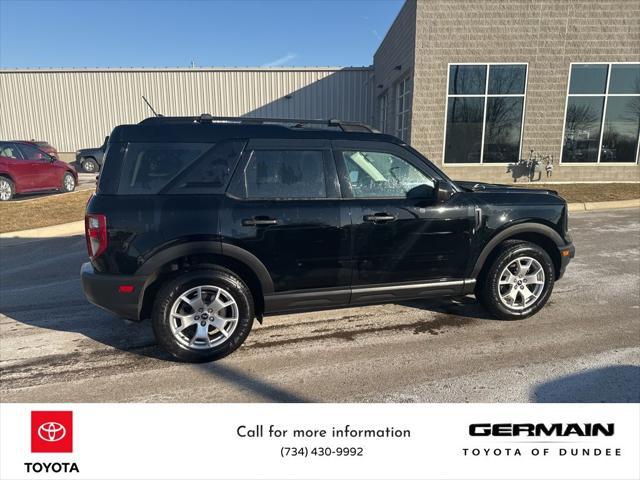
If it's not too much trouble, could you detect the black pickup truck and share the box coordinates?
[81,116,574,362]
[76,136,108,172]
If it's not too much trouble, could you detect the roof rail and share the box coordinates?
[139,115,379,133]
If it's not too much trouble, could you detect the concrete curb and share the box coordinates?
[568,198,640,212]
[0,220,84,246]
[1,199,638,242]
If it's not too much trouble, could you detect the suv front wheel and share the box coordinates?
[152,268,255,362]
[477,240,555,320]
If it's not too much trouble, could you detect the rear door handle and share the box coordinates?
[242,217,278,226]
[363,213,396,223]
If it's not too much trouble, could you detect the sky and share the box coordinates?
[0,0,404,68]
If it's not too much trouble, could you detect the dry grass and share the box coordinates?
[0,183,638,234]
[514,183,640,203]
[0,190,93,234]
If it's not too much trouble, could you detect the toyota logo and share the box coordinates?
[37,422,67,442]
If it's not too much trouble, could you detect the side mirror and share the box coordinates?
[435,180,454,203]
[406,183,436,201]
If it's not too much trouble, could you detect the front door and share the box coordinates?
[16,143,58,190]
[332,140,473,302]
[221,139,351,312]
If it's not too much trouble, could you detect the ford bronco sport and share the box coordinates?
[81,116,574,362]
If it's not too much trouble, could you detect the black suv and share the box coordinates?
[81,116,574,362]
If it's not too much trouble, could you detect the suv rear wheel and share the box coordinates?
[152,268,254,362]
[477,240,555,320]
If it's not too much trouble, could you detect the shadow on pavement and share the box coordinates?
[531,365,640,402]
[2,233,496,402]
[197,362,310,402]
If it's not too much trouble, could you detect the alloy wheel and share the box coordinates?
[64,175,75,192]
[169,285,239,349]
[0,179,11,200]
[497,256,545,310]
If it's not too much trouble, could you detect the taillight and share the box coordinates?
[85,214,107,259]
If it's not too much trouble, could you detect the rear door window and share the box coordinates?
[243,150,327,199]
[0,143,23,160]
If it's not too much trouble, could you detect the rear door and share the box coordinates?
[15,143,58,190]
[332,140,474,302]
[0,142,33,190]
[221,139,351,312]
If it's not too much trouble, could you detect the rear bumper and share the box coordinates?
[557,242,575,280]
[81,262,146,320]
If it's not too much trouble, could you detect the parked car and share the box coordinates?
[0,141,78,201]
[15,139,59,159]
[81,116,575,362]
[76,136,108,172]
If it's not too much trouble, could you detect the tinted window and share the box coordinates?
[244,150,326,199]
[488,65,526,94]
[483,97,524,163]
[0,143,22,159]
[444,97,484,163]
[164,141,245,194]
[118,143,210,194]
[449,65,486,94]
[562,97,605,163]
[600,96,640,163]
[17,144,47,160]
[608,64,640,94]
[340,150,433,198]
[568,64,608,94]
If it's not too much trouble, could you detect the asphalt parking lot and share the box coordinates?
[76,172,97,191]
[1,208,639,403]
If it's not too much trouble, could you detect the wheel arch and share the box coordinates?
[137,242,273,320]
[471,223,564,282]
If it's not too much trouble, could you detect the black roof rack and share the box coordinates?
[139,114,379,133]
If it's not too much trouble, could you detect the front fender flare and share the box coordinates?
[470,223,564,278]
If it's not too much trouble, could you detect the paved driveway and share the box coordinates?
[1,209,638,402]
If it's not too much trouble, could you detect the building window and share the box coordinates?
[562,63,640,164]
[378,92,388,133]
[395,77,411,141]
[443,63,527,164]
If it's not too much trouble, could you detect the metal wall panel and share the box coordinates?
[0,67,374,152]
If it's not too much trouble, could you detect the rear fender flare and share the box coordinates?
[135,241,274,294]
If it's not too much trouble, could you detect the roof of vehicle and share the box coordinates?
[108,116,406,145]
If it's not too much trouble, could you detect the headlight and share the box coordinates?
[75,151,80,155]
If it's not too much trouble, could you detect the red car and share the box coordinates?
[0,141,77,201]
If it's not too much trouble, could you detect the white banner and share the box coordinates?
[1,403,638,480]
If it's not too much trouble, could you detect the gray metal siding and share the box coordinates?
[0,68,373,152]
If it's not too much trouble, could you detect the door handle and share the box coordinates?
[242,217,278,226]
[363,213,396,223]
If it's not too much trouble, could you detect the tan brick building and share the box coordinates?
[374,0,640,183]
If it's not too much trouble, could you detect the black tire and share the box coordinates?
[476,240,555,320]
[151,268,254,362]
[82,157,98,173]
[61,172,76,192]
[0,176,15,201]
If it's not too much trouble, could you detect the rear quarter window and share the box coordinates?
[115,141,245,195]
